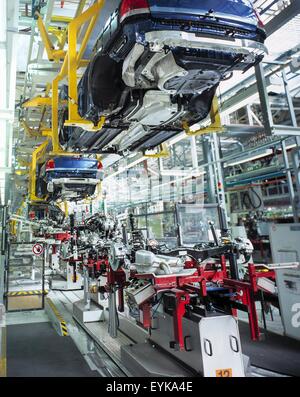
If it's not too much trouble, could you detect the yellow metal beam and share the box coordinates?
[41,129,53,137]
[21,120,42,138]
[56,0,88,51]
[51,15,73,24]
[65,0,106,129]
[144,143,170,158]
[49,0,106,154]
[15,170,28,176]
[35,1,103,155]
[22,96,52,108]
[64,116,106,131]
[51,75,63,154]
[48,26,68,49]
[183,96,225,136]
[36,12,66,62]
[63,200,69,217]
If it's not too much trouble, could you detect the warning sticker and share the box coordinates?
[32,243,44,256]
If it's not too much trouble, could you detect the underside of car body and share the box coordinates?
[36,157,103,202]
[59,0,267,155]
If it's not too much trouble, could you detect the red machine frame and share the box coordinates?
[126,257,276,350]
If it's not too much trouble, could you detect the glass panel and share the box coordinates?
[176,204,221,246]
[147,212,177,248]
[103,139,205,216]
[136,215,147,230]
[162,138,192,170]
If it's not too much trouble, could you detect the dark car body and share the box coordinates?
[59,0,266,155]
[37,157,104,201]
[29,203,65,224]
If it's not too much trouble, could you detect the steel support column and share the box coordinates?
[292,148,300,221]
[202,137,216,204]
[281,140,298,222]
[265,0,300,37]
[255,63,274,136]
[212,133,228,228]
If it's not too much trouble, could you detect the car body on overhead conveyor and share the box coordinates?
[36,156,104,202]
[59,0,267,155]
[28,202,65,224]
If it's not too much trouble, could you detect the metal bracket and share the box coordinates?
[64,116,106,131]
[183,96,225,136]
[144,143,170,158]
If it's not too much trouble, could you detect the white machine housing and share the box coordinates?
[133,250,185,275]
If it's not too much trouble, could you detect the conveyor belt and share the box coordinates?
[239,321,300,377]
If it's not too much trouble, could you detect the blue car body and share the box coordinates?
[114,0,264,57]
[45,157,100,179]
[147,0,260,30]
[38,157,103,201]
[60,0,266,155]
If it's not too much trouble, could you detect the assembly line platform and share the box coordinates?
[4,289,300,378]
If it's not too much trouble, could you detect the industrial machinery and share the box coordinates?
[270,223,300,341]
[66,205,293,377]
[47,212,124,291]
[6,0,300,380]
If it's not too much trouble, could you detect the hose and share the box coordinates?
[242,187,262,210]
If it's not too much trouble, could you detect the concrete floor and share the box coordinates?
[6,310,49,325]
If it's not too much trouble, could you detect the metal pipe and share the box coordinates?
[108,288,118,338]
[83,266,91,311]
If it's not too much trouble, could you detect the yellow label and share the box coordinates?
[216,368,232,377]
